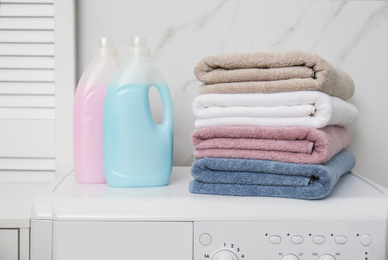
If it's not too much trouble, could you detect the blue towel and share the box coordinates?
[189,150,355,200]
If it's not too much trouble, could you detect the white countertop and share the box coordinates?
[32,167,388,222]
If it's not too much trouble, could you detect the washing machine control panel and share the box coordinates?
[194,222,384,260]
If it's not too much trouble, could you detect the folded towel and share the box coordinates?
[194,51,355,100]
[189,150,355,199]
[192,125,351,164]
[193,91,358,129]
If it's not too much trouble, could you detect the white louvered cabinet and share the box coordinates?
[0,1,75,259]
[0,0,75,181]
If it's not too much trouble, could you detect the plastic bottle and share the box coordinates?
[73,38,120,184]
[103,36,174,188]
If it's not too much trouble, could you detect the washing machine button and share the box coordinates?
[291,235,303,244]
[269,235,282,244]
[335,235,347,244]
[360,234,372,246]
[199,233,212,246]
[313,235,325,244]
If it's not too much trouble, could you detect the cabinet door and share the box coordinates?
[0,0,75,181]
[0,229,18,260]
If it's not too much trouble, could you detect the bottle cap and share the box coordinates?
[127,36,151,56]
[94,37,117,57]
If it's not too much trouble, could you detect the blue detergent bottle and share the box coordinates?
[103,36,174,187]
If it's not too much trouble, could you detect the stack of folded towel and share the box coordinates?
[189,51,358,200]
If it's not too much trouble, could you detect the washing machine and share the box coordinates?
[31,167,388,260]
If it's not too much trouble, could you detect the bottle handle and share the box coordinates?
[154,83,173,131]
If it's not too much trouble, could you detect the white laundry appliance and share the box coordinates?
[30,167,388,260]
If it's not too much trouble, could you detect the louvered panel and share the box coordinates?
[0,95,54,107]
[1,0,53,3]
[0,170,55,182]
[0,119,54,157]
[0,0,74,180]
[0,43,54,55]
[0,30,54,43]
[0,82,54,94]
[0,107,54,119]
[0,3,54,17]
[0,56,54,69]
[0,158,55,170]
[0,17,53,29]
[0,69,54,81]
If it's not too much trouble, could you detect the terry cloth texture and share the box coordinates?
[189,150,355,200]
[191,125,351,164]
[193,91,358,129]
[194,51,355,100]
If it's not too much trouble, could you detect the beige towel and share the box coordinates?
[194,51,355,100]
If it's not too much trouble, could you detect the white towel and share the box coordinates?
[193,91,358,128]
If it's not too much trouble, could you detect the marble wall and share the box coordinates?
[76,0,388,187]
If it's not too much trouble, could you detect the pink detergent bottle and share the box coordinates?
[73,38,120,183]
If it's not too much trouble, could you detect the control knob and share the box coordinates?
[281,254,299,260]
[318,254,336,260]
[212,250,238,260]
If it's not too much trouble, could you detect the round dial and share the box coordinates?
[318,254,336,260]
[281,254,299,260]
[211,250,238,260]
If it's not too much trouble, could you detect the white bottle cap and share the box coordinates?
[127,36,151,56]
[94,37,117,57]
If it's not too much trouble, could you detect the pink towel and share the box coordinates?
[191,125,351,164]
